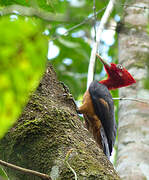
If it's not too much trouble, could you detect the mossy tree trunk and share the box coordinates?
[0,63,120,180]
[117,0,149,179]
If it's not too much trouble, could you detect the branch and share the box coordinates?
[87,0,116,89]
[113,97,149,105]
[50,7,106,42]
[123,4,149,9]
[0,159,51,180]
[65,149,78,180]
[0,4,106,24]
[0,4,67,22]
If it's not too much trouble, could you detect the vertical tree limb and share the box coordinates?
[87,0,116,89]
[117,0,149,179]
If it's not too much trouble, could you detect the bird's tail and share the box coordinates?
[100,127,110,159]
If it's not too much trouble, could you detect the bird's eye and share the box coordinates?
[116,64,123,70]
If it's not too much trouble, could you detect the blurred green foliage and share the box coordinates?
[0,167,7,179]
[0,16,47,138]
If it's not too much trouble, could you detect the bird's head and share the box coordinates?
[96,54,136,90]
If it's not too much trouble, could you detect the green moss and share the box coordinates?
[59,139,119,180]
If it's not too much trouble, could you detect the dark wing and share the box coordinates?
[89,80,117,155]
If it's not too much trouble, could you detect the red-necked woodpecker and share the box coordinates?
[78,54,136,158]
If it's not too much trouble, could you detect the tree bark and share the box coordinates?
[0,63,120,180]
[117,0,149,179]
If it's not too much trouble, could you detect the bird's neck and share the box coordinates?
[99,79,116,90]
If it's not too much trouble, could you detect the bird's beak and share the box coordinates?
[96,53,111,67]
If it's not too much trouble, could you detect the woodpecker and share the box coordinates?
[78,54,136,158]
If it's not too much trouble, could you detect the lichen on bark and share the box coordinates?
[0,63,120,180]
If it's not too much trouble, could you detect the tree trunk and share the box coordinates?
[117,0,149,179]
[0,63,120,180]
